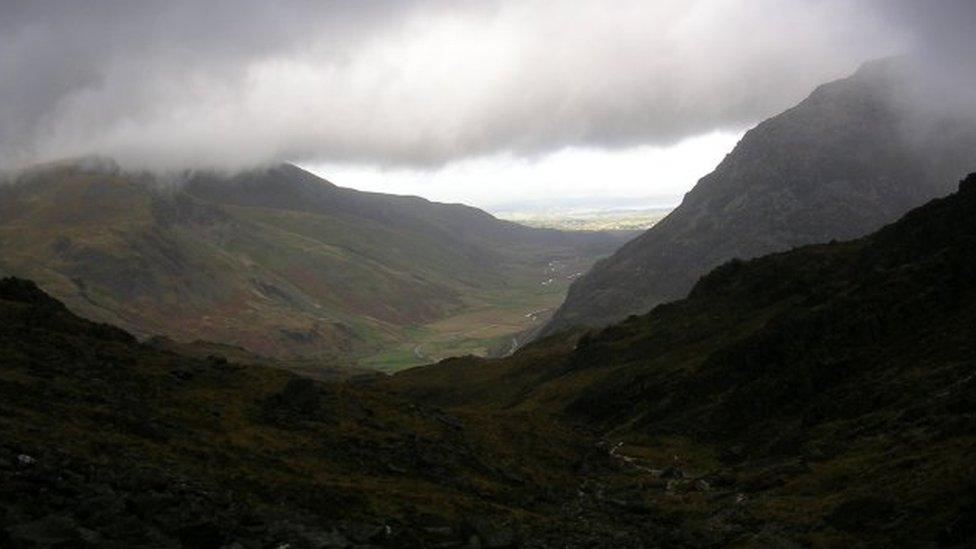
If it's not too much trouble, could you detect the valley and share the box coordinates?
[494,207,671,232]
[0,162,630,371]
[3,4,976,547]
[2,174,974,547]
[360,254,588,371]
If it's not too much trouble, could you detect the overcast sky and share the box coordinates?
[2,1,973,209]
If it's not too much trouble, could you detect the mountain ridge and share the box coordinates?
[0,161,629,362]
[541,58,976,336]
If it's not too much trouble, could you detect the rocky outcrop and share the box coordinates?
[542,58,976,335]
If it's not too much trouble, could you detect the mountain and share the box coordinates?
[542,58,976,335]
[0,161,628,362]
[389,174,976,546]
[0,276,601,547]
[2,173,974,546]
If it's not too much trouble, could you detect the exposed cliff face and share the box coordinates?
[543,59,976,335]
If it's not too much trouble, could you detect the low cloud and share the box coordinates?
[0,0,971,171]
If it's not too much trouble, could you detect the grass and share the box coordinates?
[0,166,628,368]
[359,270,577,372]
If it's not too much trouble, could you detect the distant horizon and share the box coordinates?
[302,129,741,213]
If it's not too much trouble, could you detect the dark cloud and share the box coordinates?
[0,0,420,167]
[0,0,972,171]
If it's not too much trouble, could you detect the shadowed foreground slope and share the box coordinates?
[392,174,976,546]
[0,277,620,547]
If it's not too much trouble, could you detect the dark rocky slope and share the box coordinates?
[0,277,622,547]
[543,58,976,335]
[391,174,976,546]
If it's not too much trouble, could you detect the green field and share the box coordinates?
[359,257,588,372]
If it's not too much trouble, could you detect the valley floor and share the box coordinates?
[359,254,594,372]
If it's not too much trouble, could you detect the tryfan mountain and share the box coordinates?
[542,58,976,336]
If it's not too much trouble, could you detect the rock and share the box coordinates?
[608,496,652,514]
[740,472,786,493]
[422,526,454,537]
[700,472,736,489]
[666,479,693,494]
[127,491,178,519]
[344,522,390,544]
[76,527,102,545]
[298,528,350,548]
[178,522,225,549]
[936,493,976,547]
[280,378,323,415]
[0,278,66,308]
[740,528,803,549]
[825,497,897,532]
[719,446,746,464]
[170,369,194,382]
[385,463,407,475]
[461,518,517,548]
[659,466,683,479]
[960,173,976,194]
[4,514,82,547]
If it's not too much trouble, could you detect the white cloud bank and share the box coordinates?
[1,0,914,171]
[304,130,743,210]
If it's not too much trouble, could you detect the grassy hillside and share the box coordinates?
[0,161,629,368]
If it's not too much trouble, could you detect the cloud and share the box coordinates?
[306,130,744,209]
[0,0,969,171]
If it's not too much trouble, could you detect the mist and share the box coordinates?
[5,0,972,175]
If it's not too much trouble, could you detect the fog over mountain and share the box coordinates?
[4,3,976,546]
[2,0,972,179]
[540,57,976,336]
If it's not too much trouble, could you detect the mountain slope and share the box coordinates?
[3,174,974,547]
[0,161,628,361]
[543,58,976,335]
[389,174,976,546]
[0,277,615,547]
